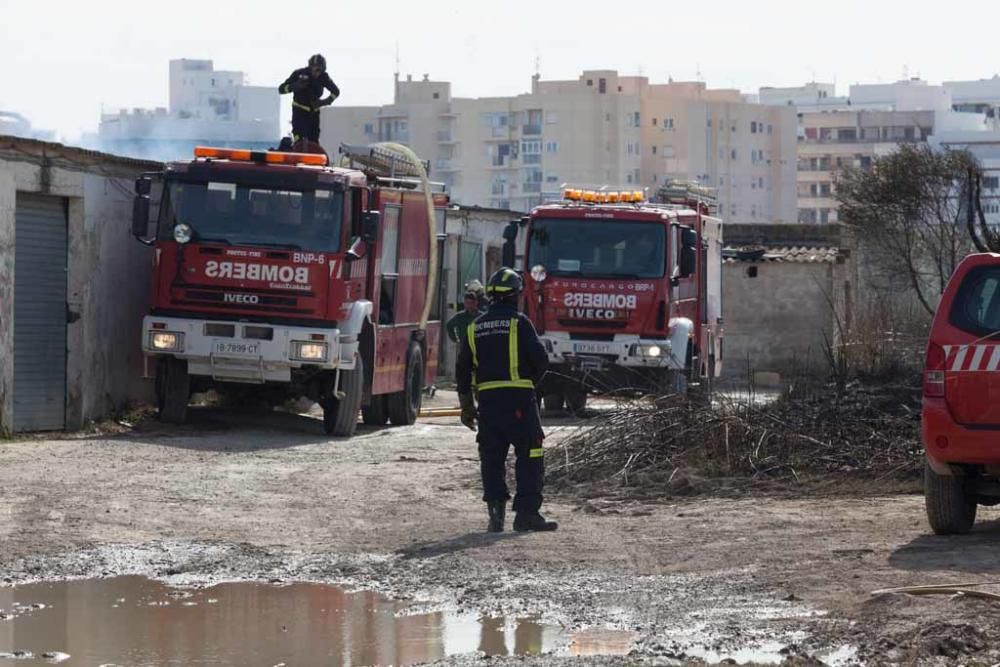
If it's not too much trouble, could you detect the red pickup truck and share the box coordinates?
[923,253,1000,534]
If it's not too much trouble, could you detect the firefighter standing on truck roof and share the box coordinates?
[456,268,557,533]
[278,54,340,144]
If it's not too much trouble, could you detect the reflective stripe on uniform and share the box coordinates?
[467,322,478,367]
[508,317,521,382]
[281,83,292,94]
[477,379,534,391]
[529,448,544,458]
[292,100,319,112]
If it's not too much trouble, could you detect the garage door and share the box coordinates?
[13,194,67,432]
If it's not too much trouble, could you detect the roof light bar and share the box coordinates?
[193,146,328,166]
[563,188,645,204]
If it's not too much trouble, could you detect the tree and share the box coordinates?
[836,144,979,316]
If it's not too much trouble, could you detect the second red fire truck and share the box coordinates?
[502,182,723,412]
[132,143,445,436]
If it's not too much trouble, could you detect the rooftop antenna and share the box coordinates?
[903,64,910,80]
[696,63,703,82]
[394,41,401,79]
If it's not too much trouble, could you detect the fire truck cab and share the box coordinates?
[131,144,445,436]
[502,184,723,412]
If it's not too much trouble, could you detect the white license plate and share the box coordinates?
[214,341,260,356]
[574,342,613,355]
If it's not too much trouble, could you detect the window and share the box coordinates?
[985,176,1000,190]
[546,141,558,154]
[820,209,831,224]
[653,118,658,126]
[433,92,440,99]
[838,128,857,142]
[759,177,764,189]
[665,118,675,130]
[731,149,737,160]
[652,146,657,155]
[363,123,374,135]
[545,173,560,183]
[599,78,607,94]
[379,206,402,324]
[634,111,641,127]
[950,266,1000,335]
[767,124,773,135]
[587,79,593,87]
[751,121,758,134]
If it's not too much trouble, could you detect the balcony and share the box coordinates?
[522,124,543,136]
[522,182,542,193]
[435,158,457,171]
[436,130,456,143]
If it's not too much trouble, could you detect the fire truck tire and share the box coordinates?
[924,460,977,535]
[362,395,389,426]
[543,394,564,412]
[157,358,190,425]
[388,343,424,426]
[323,357,364,437]
[565,390,587,415]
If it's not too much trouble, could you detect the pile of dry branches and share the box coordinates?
[548,378,922,499]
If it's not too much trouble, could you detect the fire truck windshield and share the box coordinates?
[528,218,665,279]
[158,181,343,252]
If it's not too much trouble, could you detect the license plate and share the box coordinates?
[214,341,260,356]
[573,342,613,355]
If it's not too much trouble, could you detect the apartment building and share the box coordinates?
[323,70,798,222]
[92,59,280,161]
[763,78,991,223]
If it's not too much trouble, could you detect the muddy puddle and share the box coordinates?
[0,577,634,665]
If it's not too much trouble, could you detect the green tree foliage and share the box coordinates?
[836,144,980,315]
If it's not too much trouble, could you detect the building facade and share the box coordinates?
[93,59,280,162]
[763,78,992,224]
[323,71,798,223]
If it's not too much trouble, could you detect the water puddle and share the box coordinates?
[0,577,634,665]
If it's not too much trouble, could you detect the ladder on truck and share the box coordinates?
[339,143,432,179]
[656,179,719,214]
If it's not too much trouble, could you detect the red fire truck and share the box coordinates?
[131,144,445,436]
[501,183,723,412]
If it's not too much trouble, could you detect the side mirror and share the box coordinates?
[135,176,152,196]
[361,211,379,243]
[346,237,368,261]
[682,227,698,250]
[132,195,151,238]
[502,221,519,242]
[679,246,697,278]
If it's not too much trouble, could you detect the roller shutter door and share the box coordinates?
[13,194,67,432]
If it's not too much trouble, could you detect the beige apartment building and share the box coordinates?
[796,109,936,223]
[322,70,798,222]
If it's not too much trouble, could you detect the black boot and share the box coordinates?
[487,500,506,533]
[513,512,558,532]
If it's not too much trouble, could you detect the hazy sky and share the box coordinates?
[3,0,999,140]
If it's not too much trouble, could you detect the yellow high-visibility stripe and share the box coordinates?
[508,317,520,383]
[292,101,319,112]
[477,380,534,391]
[467,322,478,367]
[529,448,544,458]
[281,83,292,94]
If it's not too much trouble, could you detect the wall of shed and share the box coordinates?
[0,145,156,433]
[722,261,837,378]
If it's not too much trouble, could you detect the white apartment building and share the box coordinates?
[323,71,798,223]
[763,78,993,223]
[93,59,280,161]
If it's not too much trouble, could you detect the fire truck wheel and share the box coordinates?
[542,394,564,413]
[924,460,977,535]
[388,343,424,426]
[362,395,389,426]
[564,390,587,415]
[323,356,364,437]
[157,358,190,425]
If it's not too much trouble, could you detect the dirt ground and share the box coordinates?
[2,393,1000,666]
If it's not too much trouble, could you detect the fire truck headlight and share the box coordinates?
[291,341,328,361]
[150,332,184,352]
[530,264,547,282]
[646,345,662,358]
[173,223,193,244]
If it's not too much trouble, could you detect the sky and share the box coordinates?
[2,0,999,140]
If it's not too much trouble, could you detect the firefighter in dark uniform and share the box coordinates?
[278,54,340,144]
[456,267,558,533]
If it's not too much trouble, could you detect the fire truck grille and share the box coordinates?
[557,319,624,330]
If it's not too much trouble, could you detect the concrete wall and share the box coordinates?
[723,261,836,377]
[0,137,158,433]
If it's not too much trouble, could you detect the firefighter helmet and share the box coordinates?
[485,267,523,300]
[308,54,327,71]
